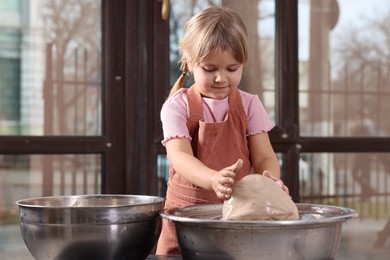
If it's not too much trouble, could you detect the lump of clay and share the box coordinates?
[222,174,299,221]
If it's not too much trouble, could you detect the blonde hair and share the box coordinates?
[168,7,249,97]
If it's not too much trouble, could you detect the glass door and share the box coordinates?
[0,1,108,258]
[297,0,390,258]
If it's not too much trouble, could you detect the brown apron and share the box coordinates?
[156,86,251,255]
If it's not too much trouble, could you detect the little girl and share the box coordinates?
[156,6,288,255]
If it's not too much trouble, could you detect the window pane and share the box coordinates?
[157,154,169,197]
[0,154,101,259]
[300,152,390,259]
[169,0,276,122]
[299,0,390,137]
[0,0,102,136]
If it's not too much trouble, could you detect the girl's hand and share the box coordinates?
[262,170,290,195]
[212,159,243,200]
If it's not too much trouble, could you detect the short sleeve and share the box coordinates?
[160,89,192,145]
[240,91,275,135]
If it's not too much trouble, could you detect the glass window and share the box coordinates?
[0,0,20,15]
[0,0,102,136]
[0,58,20,125]
[0,1,103,258]
[0,153,101,259]
[299,152,390,258]
[299,0,390,137]
[157,154,169,197]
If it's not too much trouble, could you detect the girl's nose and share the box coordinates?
[215,71,226,83]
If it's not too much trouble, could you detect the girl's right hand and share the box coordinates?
[211,159,243,200]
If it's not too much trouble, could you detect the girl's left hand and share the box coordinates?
[262,170,290,195]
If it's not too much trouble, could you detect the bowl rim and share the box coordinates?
[160,203,358,227]
[15,194,165,209]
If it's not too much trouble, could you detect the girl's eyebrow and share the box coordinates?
[200,62,240,67]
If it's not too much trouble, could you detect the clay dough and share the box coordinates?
[222,174,299,221]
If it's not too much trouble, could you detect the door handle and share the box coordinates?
[161,0,170,20]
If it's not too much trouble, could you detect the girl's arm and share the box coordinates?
[165,138,242,199]
[248,132,289,194]
[248,132,280,177]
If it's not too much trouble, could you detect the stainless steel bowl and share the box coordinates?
[16,194,165,260]
[161,203,358,260]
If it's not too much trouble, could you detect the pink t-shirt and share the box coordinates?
[161,88,275,145]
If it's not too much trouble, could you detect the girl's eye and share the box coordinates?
[202,67,238,72]
[203,67,215,72]
[227,67,238,72]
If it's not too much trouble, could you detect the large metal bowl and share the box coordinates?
[161,203,358,260]
[16,194,165,260]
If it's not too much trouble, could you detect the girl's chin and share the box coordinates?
[213,94,229,100]
[197,86,231,99]
[205,90,230,99]
[201,93,228,100]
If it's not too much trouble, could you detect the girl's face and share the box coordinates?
[191,49,243,99]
